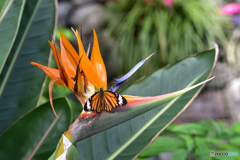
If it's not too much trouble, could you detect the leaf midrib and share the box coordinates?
[107,71,206,160]
[0,0,11,21]
[27,113,60,160]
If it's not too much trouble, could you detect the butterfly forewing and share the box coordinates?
[84,92,100,112]
[104,91,118,111]
[84,90,127,113]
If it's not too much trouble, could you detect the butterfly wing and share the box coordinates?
[103,91,127,112]
[84,90,127,113]
[84,92,103,113]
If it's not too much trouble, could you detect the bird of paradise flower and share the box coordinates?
[31,29,154,118]
[31,29,214,160]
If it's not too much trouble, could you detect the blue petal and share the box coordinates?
[109,86,114,92]
[110,52,155,92]
[113,60,146,83]
[109,85,117,92]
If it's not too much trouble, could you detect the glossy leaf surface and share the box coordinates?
[0,0,56,133]
[76,48,217,159]
[0,0,25,73]
[0,98,72,160]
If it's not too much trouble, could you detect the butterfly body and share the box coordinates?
[84,88,127,113]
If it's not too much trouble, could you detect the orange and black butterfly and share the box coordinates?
[84,88,127,113]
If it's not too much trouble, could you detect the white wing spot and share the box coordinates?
[118,96,123,106]
[86,101,91,110]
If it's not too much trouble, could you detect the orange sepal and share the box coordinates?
[59,38,77,81]
[48,41,61,74]
[49,40,69,87]
[72,28,103,90]
[81,54,103,90]
[30,62,66,86]
[49,77,61,118]
[71,29,85,58]
[60,32,79,68]
[91,29,107,90]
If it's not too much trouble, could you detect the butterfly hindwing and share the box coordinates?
[103,91,118,112]
[84,89,127,114]
[103,91,127,113]
[115,92,127,107]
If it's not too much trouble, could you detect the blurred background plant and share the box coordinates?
[100,0,229,80]
[136,120,240,160]
[221,2,240,74]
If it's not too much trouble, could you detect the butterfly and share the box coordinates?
[84,88,127,113]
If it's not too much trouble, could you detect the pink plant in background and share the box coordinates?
[221,3,240,24]
[164,0,173,7]
[221,3,240,15]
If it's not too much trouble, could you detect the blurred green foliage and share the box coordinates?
[102,0,229,79]
[137,120,240,160]
[55,26,75,41]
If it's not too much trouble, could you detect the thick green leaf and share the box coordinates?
[76,48,217,159]
[51,77,209,159]
[178,135,194,152]
[69,77,212,141]
[194,137,210,157]
[209,120,233,138]
[0,98,72,160]
[171,123,206,135]
[0,0,25,73]
[0,0,57,133]
[199,120,220,136]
